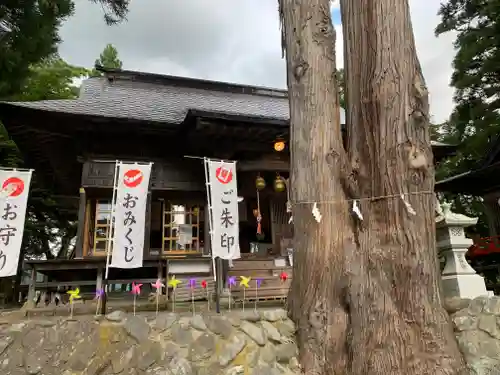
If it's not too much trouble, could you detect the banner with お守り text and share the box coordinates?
[0,169,32,277]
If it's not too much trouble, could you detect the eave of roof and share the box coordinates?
[435,161,500,195]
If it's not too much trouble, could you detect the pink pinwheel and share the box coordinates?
[228,276,236,287]
[131,282,143,295]
[151,279,164,291]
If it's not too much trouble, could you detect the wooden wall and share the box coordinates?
[81,159,205,191]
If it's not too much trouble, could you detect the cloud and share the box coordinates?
[59,0,456,122]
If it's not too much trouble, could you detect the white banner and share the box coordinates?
[206,160,240,260]
[111,163,152,269]
[0,170,32,277]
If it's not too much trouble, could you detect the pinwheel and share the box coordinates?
[168,275,181,289]
[131,282,142,316]
[168,275,181,312]
[227,276,237,311]
[189,278,196,315]
[67,288,81,318]
[254,278,263,311]
[131,282,142,295]
[199,280,210,311]
[151,279,165,316]
[279,272,289,305]
[67,288,81,302]
[280,271,288,282]
[94,288,104,316]
[152,279,164,291]
[240,276,251,311]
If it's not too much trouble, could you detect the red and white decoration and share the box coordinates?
[205,159,240,260]
[0,169,32,277]
[110,162,152,269]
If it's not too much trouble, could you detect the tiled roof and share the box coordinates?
[1,72,347,125]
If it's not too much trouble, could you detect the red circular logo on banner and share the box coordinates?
[2,177,24,197]
[216,166,233,184]
[123,169,143,188]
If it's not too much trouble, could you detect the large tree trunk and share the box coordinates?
[339,0,465,374]
[280,0,467,374]
[279,0,354,373]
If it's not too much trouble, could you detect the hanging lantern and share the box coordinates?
[274,139,285,152]
[274,175,286,192]
[255,175,266,190]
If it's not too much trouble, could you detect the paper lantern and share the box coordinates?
[274,140,285,152]
[274,176,286,192]
[256,176,266,190]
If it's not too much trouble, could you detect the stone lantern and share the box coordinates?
[436,202,490,299]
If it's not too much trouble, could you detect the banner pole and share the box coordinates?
[102,160,119,314]
[204,158,221,313]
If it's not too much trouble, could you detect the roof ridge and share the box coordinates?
[96,65,289,99]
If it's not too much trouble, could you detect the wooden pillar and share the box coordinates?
[74,188,87,259]
[157,262,164,295]
[27,266,36,303]
[144,192,152,259]
[96,267,104,291]
[483,194,500,237]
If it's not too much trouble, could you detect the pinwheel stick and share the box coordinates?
[133,293,136,316]
[228,284,231,312]
[95,298,100,317]
[191,288,195,316]
[207,289,210,311]
[172,289,176,312]
[156,288,160,316]
[70,300,74,318]
[254,284,258,312]
[242,288,246,312]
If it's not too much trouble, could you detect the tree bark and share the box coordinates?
[280,0,467,373]
[339,0,466,374]
[278,0,354,374]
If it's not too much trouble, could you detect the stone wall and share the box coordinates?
[445,296,500,375]
[0,309,300,375]
[1,297,500,375]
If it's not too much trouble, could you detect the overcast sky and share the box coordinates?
[59,0,457,123]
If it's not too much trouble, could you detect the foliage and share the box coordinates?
[336,68,345,107]
[9,55,89,101]
[90,43,123,76]
[0,0,74,99]
[435,0,500,237]
[89,0,129,25]
[0,124,21,168]
[16,57,87,259]
[1,56,88,259]
[436,0,500,173]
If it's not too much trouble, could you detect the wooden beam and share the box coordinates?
[238,159,290,172]
[144,192,152,259]
[74,188,86,259]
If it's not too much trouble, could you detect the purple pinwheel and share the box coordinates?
[256,278,263,288]
[228,276,236,287]
[189,278,196,289]
[95,288,104,300]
